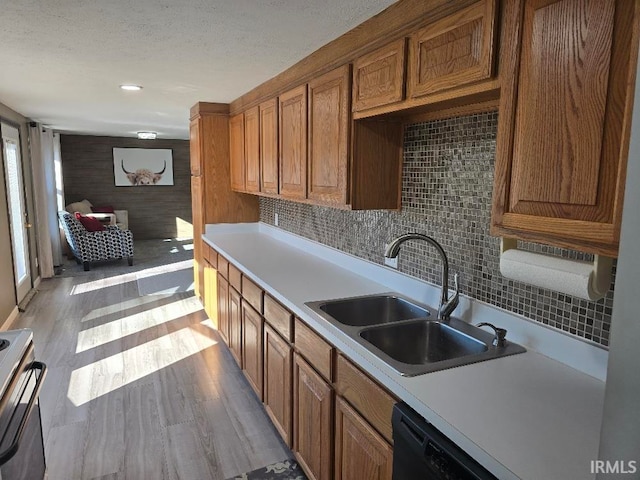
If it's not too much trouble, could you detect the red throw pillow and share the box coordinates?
[75,212,105,231]
[91,205,115,214]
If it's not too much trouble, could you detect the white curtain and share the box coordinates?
[29,124,62,278]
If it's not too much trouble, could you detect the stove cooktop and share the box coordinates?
[0,330,33,400]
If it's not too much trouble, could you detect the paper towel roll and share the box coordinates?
[499,249,611,301]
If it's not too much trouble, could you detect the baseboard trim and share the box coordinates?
[1,307,20,331]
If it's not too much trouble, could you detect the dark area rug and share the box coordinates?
[227,458,307,480]
[55,238,193,278]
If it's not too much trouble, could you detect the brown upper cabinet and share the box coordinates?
[407,0,497,98]
[308,65,351,205]
[230,112,246,192]
[279,85,308,199]
[260,98,279,195]
[352,38,407,112]
[244,106,260,193]
[234,66,403,210]
[491,0,639,257]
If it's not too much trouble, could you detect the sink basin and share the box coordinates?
[360,321,488,364]
[305,293,526,376]
[314,295,429,327]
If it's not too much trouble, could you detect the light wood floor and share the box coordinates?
[13,265,289,480]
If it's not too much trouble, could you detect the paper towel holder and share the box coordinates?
[500,237,613,299]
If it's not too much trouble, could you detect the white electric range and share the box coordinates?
[0,329,47,480]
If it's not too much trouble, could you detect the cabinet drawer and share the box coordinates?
[218,256,229,280]
[204,244,217,268]
[336,354,395,443]
[264,295,293,342]
[229,263,242,291]
[242,276,263,314]
[294,318,334,382]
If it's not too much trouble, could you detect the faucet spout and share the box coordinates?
[384,233,459,321]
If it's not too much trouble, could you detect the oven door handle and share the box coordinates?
[0,361,47,465]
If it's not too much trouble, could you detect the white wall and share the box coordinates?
[597,52,640,477]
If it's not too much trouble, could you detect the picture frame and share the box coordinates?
[113,148,174,186]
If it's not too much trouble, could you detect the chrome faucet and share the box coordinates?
[384,233,459,321]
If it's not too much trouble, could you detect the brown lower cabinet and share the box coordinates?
[228,287,242,365]
[335,398,393,480]
[293,353,334,480]
[242,301,264,399]
[203,259,218,328]
[217,273,230,344]
[209,249,396,480]
[263,324,293,446]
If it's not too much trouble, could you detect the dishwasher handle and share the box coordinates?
[0,361,47,465]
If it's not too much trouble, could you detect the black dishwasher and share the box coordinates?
[392,403,497,480]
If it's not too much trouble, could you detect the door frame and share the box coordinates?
[1,120,32,304]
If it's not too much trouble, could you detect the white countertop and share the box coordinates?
[203,223,606,480]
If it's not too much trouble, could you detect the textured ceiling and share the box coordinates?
[0,0,396,139]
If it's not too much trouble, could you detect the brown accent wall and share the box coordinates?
[61,135,192,240]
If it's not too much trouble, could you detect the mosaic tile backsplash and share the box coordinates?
[260,112,615,347]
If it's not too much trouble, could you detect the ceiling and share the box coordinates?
[0,0,396,140]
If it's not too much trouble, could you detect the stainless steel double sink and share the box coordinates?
[306,294,525,377]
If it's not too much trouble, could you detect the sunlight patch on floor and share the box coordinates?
[76,297,204,353]
[70,259,193,295]
[70,272,137,295]
[170,243,194,253]
[81,294,174,323]
[135,259,193,279]
[68,327,217,406]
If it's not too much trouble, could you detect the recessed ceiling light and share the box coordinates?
[137,131,157,140]
[120,84,142,91]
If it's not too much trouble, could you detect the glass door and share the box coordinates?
[1,123,31,303]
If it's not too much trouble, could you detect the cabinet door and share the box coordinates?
[263,324,292,446]
[191,176,204,300]
[217,273,230,345]
[491,0,637,256]
[203,260,218,329]
[308,65,351,205]
[228,287,242,366]
[260,98,279,194]
[293,354,333,480]
[230,112,246,192]
[244,106,260,193]
[189,118,202,176]
[242,301,263,399]
[407,0,497,98]
[279,85,307,199]
[353,38,406,112]
[335,399,392,480]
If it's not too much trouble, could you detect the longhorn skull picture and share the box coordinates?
[121,159,166,185]
[113,148,174,186]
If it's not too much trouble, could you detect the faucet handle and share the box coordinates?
[475,322,507,348]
